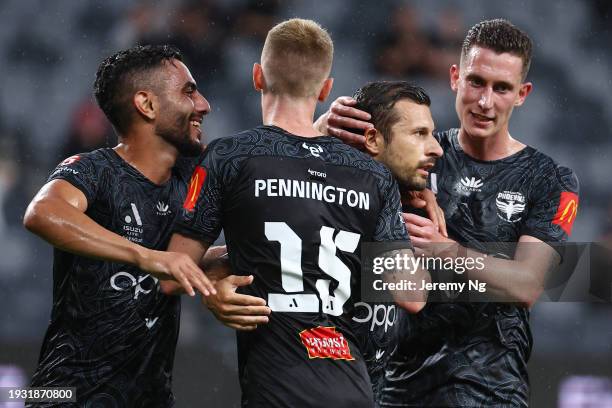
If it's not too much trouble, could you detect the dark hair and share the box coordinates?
[462,19,533,80]
[93,45,183,134]
[352,81,431,142]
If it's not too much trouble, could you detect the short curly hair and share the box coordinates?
[93,45,183,134]
[462,19,533,80]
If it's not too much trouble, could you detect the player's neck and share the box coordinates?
[261,94,321,137]
[113,131,178,185]
[458,127,526,161]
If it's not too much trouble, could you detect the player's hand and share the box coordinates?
[402,189,448,237]
[402,213,455,256]
[314,96,373,147]
[204,275,271,331]
[200,245,230,281]
[138,249,216,297]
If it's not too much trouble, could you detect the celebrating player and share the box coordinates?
[347,81,442,404]
[316,18,579,407]
[165,18,425,407]
[23,45,216,407]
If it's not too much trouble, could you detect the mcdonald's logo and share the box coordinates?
[552,191,579,235]
[183,166,207,211]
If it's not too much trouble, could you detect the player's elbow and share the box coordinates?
[514,288,541,309]
[23,199,47,234]
[510,276,543,308]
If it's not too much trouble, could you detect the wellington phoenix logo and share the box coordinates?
[459,176,484,192]
[496,191,526,223]
[553,192,579,235]
[183,166,206,211]
[299,326,354,361]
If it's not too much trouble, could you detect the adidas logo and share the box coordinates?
[375,349,385,360]
[156,201,170,215]
[459,176,483,192]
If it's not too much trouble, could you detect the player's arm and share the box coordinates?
[382,247,430,313]
[198,246,271,330]
[402,188,447,237]
[203,274,271,331]
[23,179,215,296]
[374,172,429,313]
[404,213,559,307]
[314,96,372,146]
[160,239,271,330]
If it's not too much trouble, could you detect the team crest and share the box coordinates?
[496,191,526,223]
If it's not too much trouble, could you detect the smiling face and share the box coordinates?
[377,100,442,190]
[155,59,211,156]
[450,46,532,140]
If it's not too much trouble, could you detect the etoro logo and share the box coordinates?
[460,176,484,192]
[302,142,324,157]
[299,326,354,361]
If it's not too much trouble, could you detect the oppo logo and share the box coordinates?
[110,271,158,300]
[352,302,397,333]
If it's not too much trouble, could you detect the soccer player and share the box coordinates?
[164,19,424,407]
[23,45,216,407]
[347,81,442,404]
[315,19,579,407]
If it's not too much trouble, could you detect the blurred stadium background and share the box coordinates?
[0,0,611,406]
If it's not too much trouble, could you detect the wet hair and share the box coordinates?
[462,19,533,80]
[93,45,183,134]
[261,18,333,98]
[352,81,431,142]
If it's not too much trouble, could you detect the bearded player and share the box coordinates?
[316,18,579,407]
[164,19,425,407]
[347,81,442,405]
[23,45,216,407]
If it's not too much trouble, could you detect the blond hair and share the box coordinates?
[261,18,333,98]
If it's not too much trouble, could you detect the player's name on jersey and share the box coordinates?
[254,178,370,210]
[372,279,487,293]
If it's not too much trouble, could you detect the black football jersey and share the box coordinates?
[29,149,195,407]
[352,301,400,407]
[175,125,408,408]
[382,129,580,407]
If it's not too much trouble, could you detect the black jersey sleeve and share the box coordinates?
[373,173,409,242]
[521,164,580,242]
[173,139,232,244]
[47,154,99,203]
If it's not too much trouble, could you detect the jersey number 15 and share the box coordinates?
[265,222,360,317]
